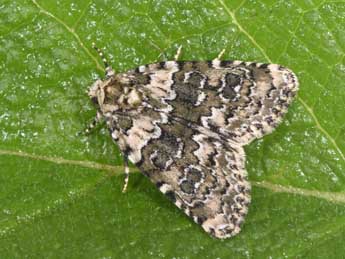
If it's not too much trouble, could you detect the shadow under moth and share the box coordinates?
[86,45,298,239]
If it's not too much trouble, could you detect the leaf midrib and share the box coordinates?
[1,148,345,205]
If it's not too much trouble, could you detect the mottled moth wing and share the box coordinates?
[135,61,298,146]
[134,116,250,238]
[92,60,298,239]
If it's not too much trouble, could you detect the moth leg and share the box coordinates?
[122,156,130,193]
[158,52,168,61]
[174,45,182,61]
[213,49,226,61]
[79,110,103,135]
[92,42,115,78]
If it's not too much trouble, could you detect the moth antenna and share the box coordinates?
[92,42,115,78]
[92,42,109,68]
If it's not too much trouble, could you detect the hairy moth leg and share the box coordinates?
[213,48,226,62]
[78,110,103,135]
[174,45,183,61]
[122,155,130,193]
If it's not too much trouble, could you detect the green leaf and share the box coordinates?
[1,0,344,258]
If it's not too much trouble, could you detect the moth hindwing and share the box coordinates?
[88,58,298,239]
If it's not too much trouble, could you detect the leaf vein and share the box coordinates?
[0,149,123,172]
[2,149,345,205]
[297,96,345,162]
[72,0,93,30]
[31,0,103,72]
[253,181,345,204]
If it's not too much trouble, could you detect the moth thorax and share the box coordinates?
[118,87,142,108]
[105,84,142,109]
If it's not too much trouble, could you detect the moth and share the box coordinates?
[87,44,298,239]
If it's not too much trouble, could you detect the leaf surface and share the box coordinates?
[1,0,345,258]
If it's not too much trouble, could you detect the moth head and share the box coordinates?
[88,76,142,112]
[88,79,106,107]
[89,43,142,112]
